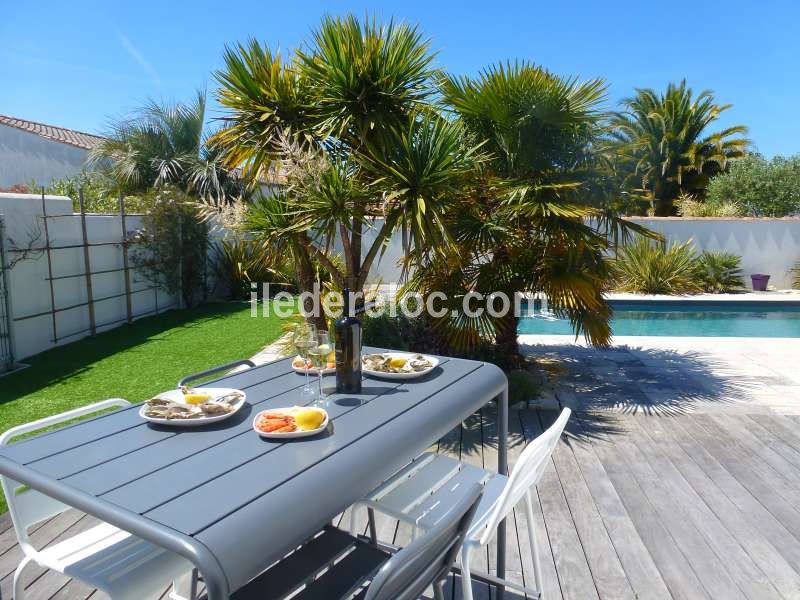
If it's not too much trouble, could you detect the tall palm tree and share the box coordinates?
[607,80,749,216]
[406,62,644,363]
[90,91,241,204]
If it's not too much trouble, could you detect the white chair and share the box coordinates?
[351,408,571,600]
[0,399,196,600]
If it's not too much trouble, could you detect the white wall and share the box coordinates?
[1,193,176,360]
[352,216,800,289]
[329,218,407,285]
[628,217,800,289]
[0,125,89,187]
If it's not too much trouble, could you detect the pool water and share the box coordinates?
[517,301,800,338]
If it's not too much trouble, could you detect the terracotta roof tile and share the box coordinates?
[0,114,104,150]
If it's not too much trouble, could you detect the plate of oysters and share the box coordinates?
[361,352,439,380]
[140,386,246,427]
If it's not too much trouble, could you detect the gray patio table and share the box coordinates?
[0,348,508,600]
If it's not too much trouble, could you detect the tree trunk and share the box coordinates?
[293,236,327,331]
[653,195,675,217]
[495,312,524,369]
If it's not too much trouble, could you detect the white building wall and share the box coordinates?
[357,217,800,289]
[0,124,89,187]
[1,193,176,360]
[628,217,800,289]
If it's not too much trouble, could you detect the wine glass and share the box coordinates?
[307,331,333,406]
[293,323,317,399]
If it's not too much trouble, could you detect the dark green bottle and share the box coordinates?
[335,288,362,394]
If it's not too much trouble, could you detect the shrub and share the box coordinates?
[612,237,703,294]
[131,187,210,308]
[793,262,800,290]
[698,251,744,293]
[362,309,443,355]
[706,154,800,217]
[213,238,294,300]
[676,194,743,217]
[29,171,154,213]
[507,369,543,405]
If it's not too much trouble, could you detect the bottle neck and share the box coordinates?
[342,288,350,318]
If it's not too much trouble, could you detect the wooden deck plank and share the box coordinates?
[612,421,745,599]
[748,414,800,455]
[709,414,800,487]
[583,417,711,600]
[540,411,636,600]
[740,415,800,472]
[566,414,672,600]
[649,416,800,599]
[627,415,783,600]
[677,416,800,543]
[662,416,800,571]
[519,410,599,600]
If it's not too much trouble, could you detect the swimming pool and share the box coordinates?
[517,300,800,337]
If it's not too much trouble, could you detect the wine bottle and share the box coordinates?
[335,288,362,394]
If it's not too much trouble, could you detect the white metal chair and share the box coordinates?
[351,408,571,600]
[0,399,196,600]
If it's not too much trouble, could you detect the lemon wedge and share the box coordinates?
[389,357,407,369]
[294,408,325,431]
[184,393,211,405]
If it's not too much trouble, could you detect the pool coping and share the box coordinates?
[602,292,800,302]
[518,333,800,345]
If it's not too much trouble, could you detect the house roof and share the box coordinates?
[0,114,104,150]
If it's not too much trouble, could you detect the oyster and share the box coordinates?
[361,353,433,373]
[143,391,242,420]
[143,398,203,420]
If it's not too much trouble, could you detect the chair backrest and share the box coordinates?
[0,399,131,554]
[476,408,571,545]
[365,483,483,600]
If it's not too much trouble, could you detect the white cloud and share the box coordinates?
[118,32,160,84]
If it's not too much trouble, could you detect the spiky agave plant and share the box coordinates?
[612,237,703,295]
[698,251,744,293]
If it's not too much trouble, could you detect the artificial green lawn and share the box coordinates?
[1,301,289,427]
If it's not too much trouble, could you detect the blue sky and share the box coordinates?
[2,0,798,157]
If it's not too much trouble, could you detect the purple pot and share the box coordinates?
[751,274,770,291]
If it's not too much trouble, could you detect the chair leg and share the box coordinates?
[460,545,474,600]
[349,504,360,535]
[524,491,543,597]
[13,556,32,600]
[169,569,199,600]
[433,580,446,600]
[367,508,378,545]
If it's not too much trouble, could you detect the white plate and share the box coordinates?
[291,356,335,375]
[140,387,247,427]
[361,352,440,380]
[253,407,330,439]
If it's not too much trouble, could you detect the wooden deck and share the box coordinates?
[5,406,800,599]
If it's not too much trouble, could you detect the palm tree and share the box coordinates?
[607,80,749,216]
[90,91,241,204]
[212,16,470,301]
[406,62,643,364]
